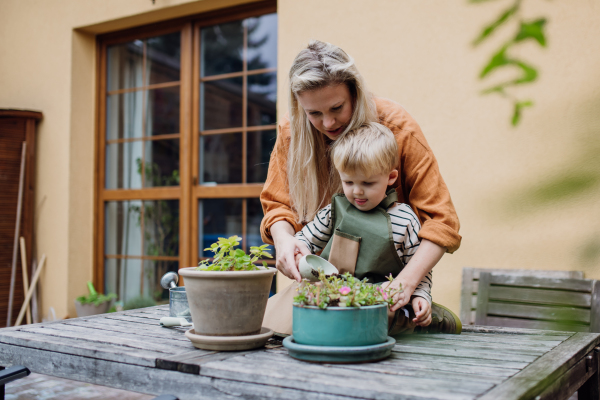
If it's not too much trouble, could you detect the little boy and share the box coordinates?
[294,122,459,334]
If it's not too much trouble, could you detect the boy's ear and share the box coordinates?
[387,169,399,186]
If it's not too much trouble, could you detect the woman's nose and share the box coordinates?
[323,115,335,129]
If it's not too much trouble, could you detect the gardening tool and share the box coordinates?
[19,237,31,325]
[16,254,46,326]
[7,143,26,327]
[298,255,339,282]
[160,272,191,321]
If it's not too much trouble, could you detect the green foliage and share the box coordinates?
[76,281,117,306]
[472,0,547,126]
[293,270,401,309]
[197,235,273,272]
[123,296,157,311]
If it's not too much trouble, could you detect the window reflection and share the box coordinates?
[247,130,276,183]
[200,133,242,184]
[200,78,243,131]
[198,199,243,256]
[107,40,144,91]
[201,20,244,77]
[144,140,180,188]
[247,72,277,126]
[247,13,278,71]
[147,32,181,85]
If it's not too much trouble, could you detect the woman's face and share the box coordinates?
[296,84,353,141]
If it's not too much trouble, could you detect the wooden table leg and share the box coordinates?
[579,347,600,400]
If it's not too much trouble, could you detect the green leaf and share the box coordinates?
[480,58,538,93]
[234,249,246,258]
[473,3,519,46]
[479,45,511,78]
[514,18,547,47]
[511,100,534,126]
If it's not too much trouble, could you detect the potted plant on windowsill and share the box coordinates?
[75,282,117,317]
[178,236,276,350]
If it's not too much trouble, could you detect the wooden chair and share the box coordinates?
[460,267,584,326]
[474,272,600,332]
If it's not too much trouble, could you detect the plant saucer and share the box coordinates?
[283,336,396,364]
[298,255,338,281]
[185,327,274,351]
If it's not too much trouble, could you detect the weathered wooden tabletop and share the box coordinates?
[1,305,599,400]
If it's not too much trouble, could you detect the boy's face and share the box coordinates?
[339,169,399,211]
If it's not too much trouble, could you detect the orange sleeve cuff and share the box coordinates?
[418,219,462,254]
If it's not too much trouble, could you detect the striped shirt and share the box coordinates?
[295,202,432,304]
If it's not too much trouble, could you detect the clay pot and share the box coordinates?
[74,300,111,317]
[178,267,276,336]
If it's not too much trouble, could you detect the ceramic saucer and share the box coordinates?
[185,327,274,351]
[282,336,396,363]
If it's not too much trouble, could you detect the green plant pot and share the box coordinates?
[292,304,388,347]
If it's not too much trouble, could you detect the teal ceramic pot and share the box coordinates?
[292,304,388,347]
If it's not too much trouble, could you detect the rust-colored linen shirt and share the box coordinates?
[260,97,461,253]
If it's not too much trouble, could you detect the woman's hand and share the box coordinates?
[270,221,311,282]
[412,297,432,327]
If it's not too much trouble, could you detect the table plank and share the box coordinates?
[478,332,600,399]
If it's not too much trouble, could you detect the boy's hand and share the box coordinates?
[412,297,432,327]
[381,276,416,311]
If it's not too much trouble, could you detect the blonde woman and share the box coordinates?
[260,40,461,331]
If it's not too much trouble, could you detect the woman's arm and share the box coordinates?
[270,221,310,282]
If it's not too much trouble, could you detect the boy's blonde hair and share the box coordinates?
[331,122,399,177]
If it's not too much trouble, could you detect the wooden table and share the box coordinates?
[1,305,599,400]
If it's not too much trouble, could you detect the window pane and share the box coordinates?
[105,201,143,256]
[144,140,180,187]
[247,13,277,71]
[247,130,276,183]
[146,86,180,136]
[147,32,181,85]
[104,258,142,304]
[107,40,144,91]
[105,141,143,189]
[106,91,143,140]
[198,199,242,257]
[143,200,180,257]
[199,133,242,184]
[200,78,243,131]
[247,72,276,127]
[201,20,244,77]
[247,198,273,253]
[144,260,179,302]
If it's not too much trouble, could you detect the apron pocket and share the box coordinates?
[329,229,361,275]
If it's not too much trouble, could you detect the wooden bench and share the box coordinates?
[460,267,584,326]
[475,272,600,332]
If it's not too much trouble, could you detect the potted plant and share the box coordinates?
[178,236,275,338]
[291,271,401,347]
[75,281,117,317]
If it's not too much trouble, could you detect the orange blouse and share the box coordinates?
[260,97,461,253]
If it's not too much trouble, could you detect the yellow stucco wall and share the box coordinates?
[1,0,599,320]
[276,0,600,312]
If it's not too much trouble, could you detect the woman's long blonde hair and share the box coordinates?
[288,40,377,223]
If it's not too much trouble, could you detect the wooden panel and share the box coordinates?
[488,286,592,307]
[193,183,263,198]
[486,302,590,324]
[488,274,594,292]
[485,317,590,332]
[461,267,584,326]
[590,280,600,333]
[475,271,492,326]
[0,114,40,327]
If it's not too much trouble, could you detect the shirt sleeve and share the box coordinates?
[388,203,432,305]
[259,118,304,245]
[376,97,461,253]
[294,204,333,254]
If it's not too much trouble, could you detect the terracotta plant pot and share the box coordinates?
[74,300,111,317]
[178,267,276,336]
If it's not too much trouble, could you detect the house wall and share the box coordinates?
[1,0,599,320]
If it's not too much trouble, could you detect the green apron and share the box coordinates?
[320,189,404,284]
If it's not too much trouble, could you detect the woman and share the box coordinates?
[260,40,461,319]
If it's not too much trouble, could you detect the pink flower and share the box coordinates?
[377,287,388,300]
[339,286,351,295]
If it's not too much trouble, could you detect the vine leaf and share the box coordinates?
[479,46,511,78]
[514,18,547,46]
[512,100,533,126]
[480,50,538,91]
[473,3,520,46]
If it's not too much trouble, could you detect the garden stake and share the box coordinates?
[19,237,31,325]
[7,142,27,327]
[16,254,46,327]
